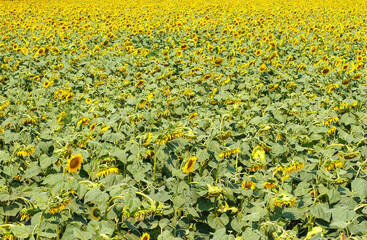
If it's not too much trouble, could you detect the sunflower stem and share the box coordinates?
[56,224,60,240]
[152,145,160,183]
[0,224,14,228]
[104,196,125,220]
[135,191,154,206]
[35,210,44,240]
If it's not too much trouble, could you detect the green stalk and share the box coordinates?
[104,196,125,220]
[36,210,45,240]
[135,191,154,206]
[152,145,160,182]
[0,224,14,228]
[173,208,178,237]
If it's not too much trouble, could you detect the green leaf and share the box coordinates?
[125,192,141,212]
[351,178,367,199]
[84,188,110,204]
[310,204,331,221]
[208,213,229,230]
[100,220,115,236]
[42,173,63,186]
[11,225,31,238]
[172,196,185,208]
[212,228,235,240]
[327,189,340,204]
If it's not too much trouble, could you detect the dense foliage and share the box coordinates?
[1,0,367,239]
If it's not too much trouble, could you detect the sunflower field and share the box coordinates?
[1,0,367,239]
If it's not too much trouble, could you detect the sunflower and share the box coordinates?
[321,66,331,75]
[241,180,256,190]
[188,112,198,121]
[182,156,197,174]
[342,63,349,71]
[36,48,45,55]
[214,57,224,66]
[21,48,28,55]
[264,181,277,189]
[255,49,262,56]
[141,233,150,240]
[101,39,109,47]
[43,81,52,88]
[135,80,145,87]
[85,98,92,104]
[100,126,111,134]
[93,45,100,54]
[97,167,119,177]
[66,93,74,101]
[328,126,337,134]
[90,123,97,131]
[202,74,212,81]
[91,207,101,220]
[180,43,188,50]
[77,117,90,127]
[239,47,246,54]
[259,64,267,73]
[66,153,83,173]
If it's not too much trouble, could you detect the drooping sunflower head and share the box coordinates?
[91,207,101,220]
[66,153,83,173]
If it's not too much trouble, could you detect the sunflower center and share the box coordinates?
[186,160,193,169]
[70,158,80,169]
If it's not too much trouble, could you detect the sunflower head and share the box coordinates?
[180,43,188,50]
[182,156,197,174]
[135,80,145,87]
[321,67,331,75]
[214,57,224,66]
[91,207,101,220]
[43,81,52,88]
[141,232,150,240]
[66,153,83,173]
[37,48,45,55]
[259,64,267,73]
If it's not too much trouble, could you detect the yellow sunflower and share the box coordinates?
[214,57,224,66]
[259,64,267,73]
[135,80,145,87]
[182,156,197,174]
[321,66,331,75]
[66,153,83,173]
[37,48,45,55]
[141,233,150,240]
[180,43,188,50]
[43,81,52,88]
[90,123,97,131]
